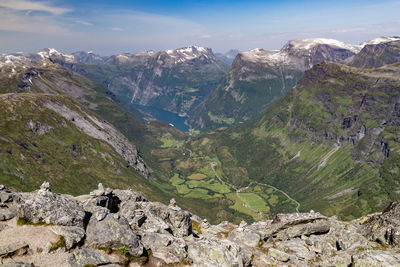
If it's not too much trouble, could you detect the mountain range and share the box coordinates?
[1,36,400,225]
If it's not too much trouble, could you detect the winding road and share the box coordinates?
[210,162,300,213]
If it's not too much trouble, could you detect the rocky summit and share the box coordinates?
[0,183,400,266]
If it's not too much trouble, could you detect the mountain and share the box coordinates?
[1,182,400,266]
[162,61,400,222]
[189,38,359,130]
[71,51,108,64]
[0,93,155,195]
[348,40,400,68]
[55,46,230,117]
[0,53,253,224]
[215,49,240,65]
[360,36,400,47]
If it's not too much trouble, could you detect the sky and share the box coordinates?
[0,0,399,55]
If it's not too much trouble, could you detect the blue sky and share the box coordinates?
[0,0,399,55]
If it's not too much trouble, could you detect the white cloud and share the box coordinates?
[200,34,212,38]
[76,20,93,26]
[111,27,124,31]
[0,8,69,34]
[0,0,71,15]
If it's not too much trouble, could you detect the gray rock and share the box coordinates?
[0,241,29,258]
[26,120,53,135]
[0,187,21,221]
[119,201,147,228]
[39,182,50,192]
[268,248,290,262]
[275,219,331,240]
[139,202,192,237]
[85,213,143,257]
[68,249,111,267]
[260,212,329,241]
[228,228,261,247]
[112,189,147,203]
[319,252,352,267]
[141,232,187,264]
[50,226,85,249]
[18,188,86,227]
[275,239,315,261]
[187,238,251,267]
[351,250,400,266]
[0,207,17,221]
[361,201,400,245]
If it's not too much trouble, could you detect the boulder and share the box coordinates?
[113,189,147,203]
[351,250,400,266]
[87,183,120,213]
[119,201,147,228]
[361,201,400,245]
[141,232,187,264]
[228,228,261,247]
[268,248,290,262]
[187,238,252,267]
[68,249,113,267]
[258,212,330,241]
[0,241,29,258]
[50,226,85,250]
[18,182,86,227]
[135,201,192,237]
[85,213,143,257]
[0,186,21,221]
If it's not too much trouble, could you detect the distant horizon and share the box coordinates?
[1,0,400,55]
[2,35,400,57]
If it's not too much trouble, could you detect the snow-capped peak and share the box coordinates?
[361,36,400,47]
[37,48,76,63]
[285,38,361,53]
[163,46,212,64]
[0,54,32,68]
[239,48,288,65]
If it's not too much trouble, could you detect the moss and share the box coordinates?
[217,231,229,238]
[49,235,66,252]
[98,246,113,254]
[17,218,52,226]
[191,220,202,235]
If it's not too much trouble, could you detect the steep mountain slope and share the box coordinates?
[0,93,157,195]
[164,62,400,221]
[348,40,400,68]
[54,46,229,117]
[0,57,256,224]
[190,38,359,130]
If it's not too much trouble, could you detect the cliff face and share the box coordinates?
[348,40,400,68]
[1,182,400,266]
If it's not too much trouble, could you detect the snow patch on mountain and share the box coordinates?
[240,48,289,65]
[37,48,76,63]
[164,46,212,64]
[285,38,361,53]
[361,36,400,47]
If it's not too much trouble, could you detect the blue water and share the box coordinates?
[133,104,190,132]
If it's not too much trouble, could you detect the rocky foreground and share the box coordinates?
[0,183,400,266]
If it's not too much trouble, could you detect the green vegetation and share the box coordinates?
[191,220,202,234]
[2,59,400,225]
[207,112,235,125]
[49,236,66,252]
[17,218,52,226]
